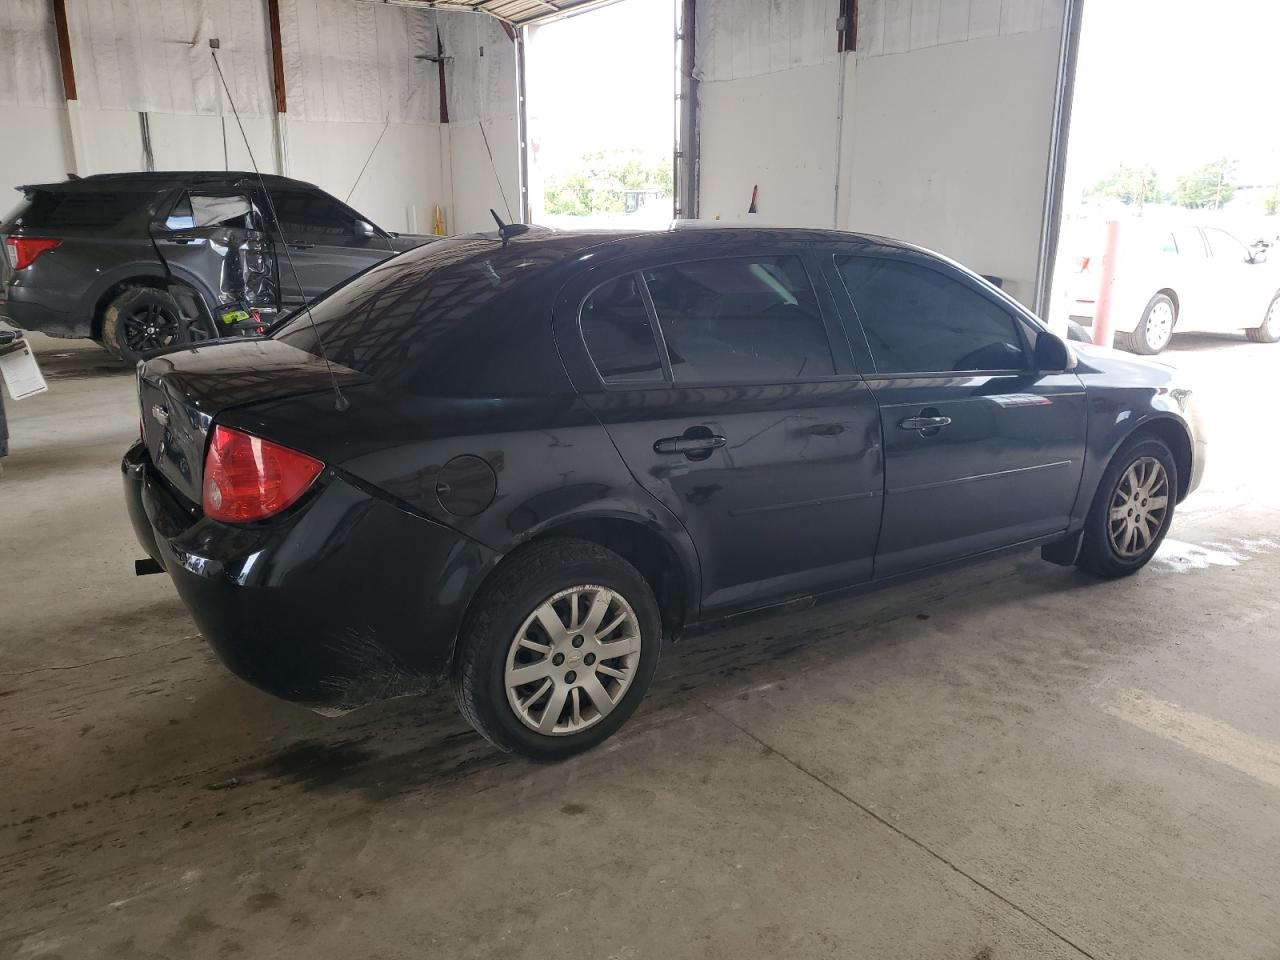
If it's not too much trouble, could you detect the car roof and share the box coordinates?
[465,224,914,259]
[18,171,312,193]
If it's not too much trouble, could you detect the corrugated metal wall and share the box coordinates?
[0,0,64,108]
[280,0,439,122]
[0,0,446,123]
[66,0,274,116]
[697,0,835,82]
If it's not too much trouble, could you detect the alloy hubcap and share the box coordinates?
[1108,456,1170,558]
[1145,301,1175,351]
[504,585,641,736]
[123,304,180,353]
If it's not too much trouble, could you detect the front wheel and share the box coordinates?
[452,539,662,760]
[1246,292,1280,343]
[1077,435,1178,578]
[1115,293,1176,355]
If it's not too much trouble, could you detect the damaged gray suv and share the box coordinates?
[1,171,433,363]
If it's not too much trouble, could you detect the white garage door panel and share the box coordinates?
[846,26,1063,305]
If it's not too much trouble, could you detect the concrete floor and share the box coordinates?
[2,332,1279,960]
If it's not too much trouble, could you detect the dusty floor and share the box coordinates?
[2,332,1279,960]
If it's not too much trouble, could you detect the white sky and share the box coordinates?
[1066,0,1280,190]
[525,0,675,177]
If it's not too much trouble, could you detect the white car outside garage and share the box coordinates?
[1064,219,1280,354]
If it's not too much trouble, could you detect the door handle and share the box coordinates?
[287,242,315,250]
[166,235,196,244]
[653,434,727,456]
[898,416,951,431]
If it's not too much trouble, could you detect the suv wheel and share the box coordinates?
[101,287,187,365]
[1077,435,1177,578]
[453,539,662,760]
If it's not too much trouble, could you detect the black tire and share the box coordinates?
[452,538,662,761]
[1245,292,1280,343]
[1077,434,1178,579]
[1114,293,1176,355]
[100,287,188,365]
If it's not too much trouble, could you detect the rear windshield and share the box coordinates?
[13,189,153,230]
[273,236,570,392]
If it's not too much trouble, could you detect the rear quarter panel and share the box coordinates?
[220,386,704,618]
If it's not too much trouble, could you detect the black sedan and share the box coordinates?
[123,227,1206,760]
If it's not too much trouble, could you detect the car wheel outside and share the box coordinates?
[1115,293,1176,355]
[452,538,662,761]
[1246,292,1280,343]
[1077,434,1178,579]
[101,287,191,365]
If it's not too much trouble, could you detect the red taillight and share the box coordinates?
[5,237,62,270]
[202,424,323,523]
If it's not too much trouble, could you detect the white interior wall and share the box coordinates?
[0,0,515,236]
[696,0,839,225]
[440,14,521,234]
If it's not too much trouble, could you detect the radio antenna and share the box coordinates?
[210,43,349,412]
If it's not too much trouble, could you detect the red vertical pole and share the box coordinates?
[52,0,76,101]
[267,0,286,114]
[1091,219,1121,347]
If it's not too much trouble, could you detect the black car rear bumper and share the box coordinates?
[122,441,496,708]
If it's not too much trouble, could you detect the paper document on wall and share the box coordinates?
[0,342,49,400]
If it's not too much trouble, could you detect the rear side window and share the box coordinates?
[643,256,834,383]
[1173,228,1205,259]
[15,190,151,230]
[837,257,1027,374]
[580,275,664,383]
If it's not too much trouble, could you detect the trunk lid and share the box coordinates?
[138,337,367,506]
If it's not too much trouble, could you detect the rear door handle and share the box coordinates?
[166,235,196,244]
[899,415,952,431]
[653,435,727,455]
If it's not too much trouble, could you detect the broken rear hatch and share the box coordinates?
[138,337,367,507]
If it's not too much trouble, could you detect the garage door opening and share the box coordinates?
[525,0,676,227]
[1046,0,1280,353]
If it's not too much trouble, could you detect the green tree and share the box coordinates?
[1172,158,1238,210]
[543,149,673,217]
[1262,184,1279,217]
[1086,164,1164,209]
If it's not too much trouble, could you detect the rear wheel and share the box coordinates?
[1246,292,1280,343]
[1115,293,1176,355]
[1077,435,1177,578]
[452,539,661,760]
[100,287,190,365]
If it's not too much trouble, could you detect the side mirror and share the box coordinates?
[353,220,376,241]
[1249,243,1268,264]
[1035,332,1076,372]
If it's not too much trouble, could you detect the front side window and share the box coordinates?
[264,188,356,239]
[643,256,834,383]
[580,274,664,383]
[837,257,1027,374]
